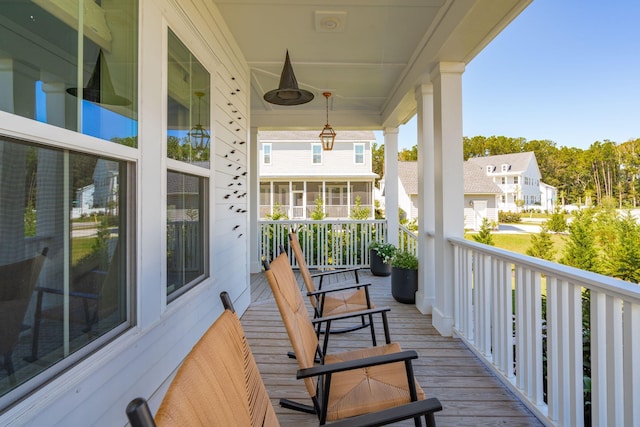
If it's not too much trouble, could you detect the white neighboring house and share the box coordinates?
[466,152,556,212]
[259,131,378,219]
[540,181,558,212]
[463,162,502,230]
[381,161,501,230]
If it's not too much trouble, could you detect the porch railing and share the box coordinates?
[259,219,387,269]
[398,224,418,256]
[450,237,640,427]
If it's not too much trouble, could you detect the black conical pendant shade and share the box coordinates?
[263,50,314,106]
[67,50,131,106]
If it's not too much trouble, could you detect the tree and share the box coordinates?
[350,196,370,220]
[310,197,326,220]
[472,218,495,246]
[371,142,385,186]
[546,206,567,233]
[526,223,555,261]
[266,202,288,220]
[398,145,417,161]
[601,212,640,283]
[560,209,599,272]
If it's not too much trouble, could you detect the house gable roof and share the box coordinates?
[395,160,501,195]
[466,151,538,175]
[463,162,502,194]
[397,161,419,195]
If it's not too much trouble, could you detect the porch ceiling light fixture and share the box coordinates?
[67,50,131,106]
[188,91,210,150]
[263,50,314,106]
[319,92,336,151]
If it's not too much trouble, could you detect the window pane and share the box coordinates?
[0,1,138,145]
[354,144,364,164]
[263,144,271,164]
[167,30,210,167]
[312,144,321,164]
[167,171,206,298]
[0,137,129,404]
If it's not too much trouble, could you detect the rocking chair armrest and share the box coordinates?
[35,286,100,300]
[296,350,418,379]
[309,266,361,278]
[306,282,371,297]
[326,397,443,427]
[311,306,390,325]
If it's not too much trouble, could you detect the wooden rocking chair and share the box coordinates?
[286,232,383,340]
[127,292,442,427]
[264,253,442,426]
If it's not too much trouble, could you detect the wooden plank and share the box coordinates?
[246,270,544,426]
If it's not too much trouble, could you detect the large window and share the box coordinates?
[0,1,138,145]
[166,172,207,299]
[167,30,210,167]
[0,137,130,407]
[166,30,210,299]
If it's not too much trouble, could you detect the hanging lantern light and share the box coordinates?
[188,91,210,152]
[319,92,336,151]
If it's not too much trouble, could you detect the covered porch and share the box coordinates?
[246,270,542,426]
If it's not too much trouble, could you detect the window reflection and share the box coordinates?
[167,29,210,167]
[167,171,206,298]
[0,1,138,145]
[0,137,129,405]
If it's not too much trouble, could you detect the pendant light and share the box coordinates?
[319,92,336,150]
[188,91,210,151]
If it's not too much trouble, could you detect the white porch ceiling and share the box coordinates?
[215,0,532,130]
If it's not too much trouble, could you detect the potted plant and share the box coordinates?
[368,241,396,276]
[391,251,418,303]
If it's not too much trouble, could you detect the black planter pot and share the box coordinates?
[369,249,391,276]
[391,266,418,304]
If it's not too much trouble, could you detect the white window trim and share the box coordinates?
[354,143,365,165]
[263,143,272,165]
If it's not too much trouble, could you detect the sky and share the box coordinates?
[376,0,640,151]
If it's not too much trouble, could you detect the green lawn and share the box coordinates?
[466,232,566,262]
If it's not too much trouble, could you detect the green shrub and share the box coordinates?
[391,251,418,270]
[498,211,522,223]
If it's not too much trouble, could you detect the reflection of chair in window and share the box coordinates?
[27,241,121,361]
[0,248,48,385]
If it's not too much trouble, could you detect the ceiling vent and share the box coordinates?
[315,11,347,32]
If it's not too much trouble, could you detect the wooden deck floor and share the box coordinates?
[243,270,543,427]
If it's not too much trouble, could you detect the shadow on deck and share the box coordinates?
[244,269,543,427]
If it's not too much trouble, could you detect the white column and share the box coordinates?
[431,62,465,336]
[383,127,399,246]
[415,84,435,315]
[249,126,261,273]
[137,3,165,326]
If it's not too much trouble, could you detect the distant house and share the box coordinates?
[258,131,378,219]
[466,152,556,211]
[381,161,501,230]
[463,162,502,230]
